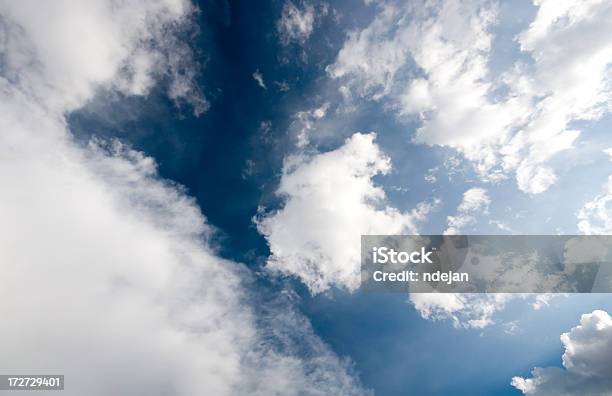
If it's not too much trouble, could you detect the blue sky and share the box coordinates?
[2,0,612,395]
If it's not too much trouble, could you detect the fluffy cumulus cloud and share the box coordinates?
[328,0,612,194]
[445,187,491,234]
[0,1,368,395]
[256,132,435,293]
[277,1,318,45]
[512,310,612,395]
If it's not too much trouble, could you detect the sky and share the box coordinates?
[1,0,612,395]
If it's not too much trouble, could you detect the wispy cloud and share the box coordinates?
[252,69,267,89]
[277,1,318,45]
[445,187,491,234]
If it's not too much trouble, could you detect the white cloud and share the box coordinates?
[410,293,514,329]
[410,292,565,329]
[531,293,560,310]
[503,320,520,335]
[577,150,612,234]
[457,187,491,212]
[277,1,317,45]
[0,1,368,394]
[275,80,291,91]
[326,2,412,100]
[328,0,612,194]
[292,102,329,147]
[445,187,490,234]
[512,310,612,395]
[0,0,207,115]
[490,220,514,233]
[256,132,435,293]
[577,176,612,234]
[424,167,438,183]
[253,69,267,89]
